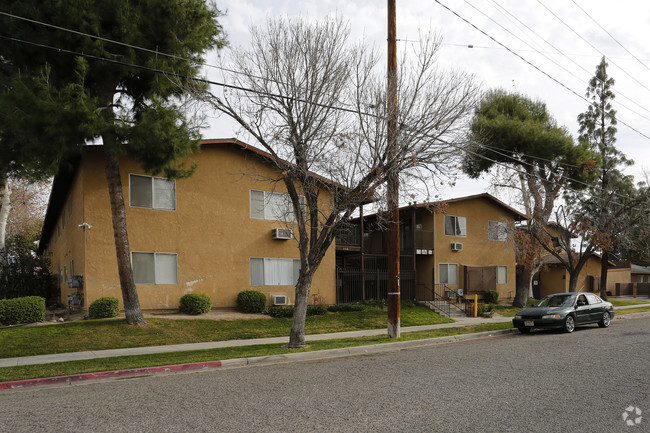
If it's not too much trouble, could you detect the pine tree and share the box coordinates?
[0,1,225,324]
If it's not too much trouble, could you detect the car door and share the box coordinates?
[574,294,591,324]
[585,293,605,322]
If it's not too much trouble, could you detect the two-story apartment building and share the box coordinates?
[336,193,526,303]
[39,138,337,311]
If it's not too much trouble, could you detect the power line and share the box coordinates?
[486,0,650,118]
[432,0,650,142]
[536,0,650,93]
[571,0,649,71]
[1,25,646,212]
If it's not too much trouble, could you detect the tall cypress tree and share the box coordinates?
[0,1,226,324]
[575,57,634,299]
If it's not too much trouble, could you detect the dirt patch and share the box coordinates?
[39,308,270,324]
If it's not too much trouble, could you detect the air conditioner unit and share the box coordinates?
[272,228,293,240]
[451,242,463,251]
[272,295,288,306]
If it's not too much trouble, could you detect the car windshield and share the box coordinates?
[537,295,575,307]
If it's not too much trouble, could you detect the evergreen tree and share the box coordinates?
[0,1,225,324]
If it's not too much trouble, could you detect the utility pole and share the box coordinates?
[386,0,400,338]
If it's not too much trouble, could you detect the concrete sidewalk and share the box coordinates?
[2,303,648,369]
[0,315,512,368]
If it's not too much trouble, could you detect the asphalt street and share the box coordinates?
[1,315,648,432]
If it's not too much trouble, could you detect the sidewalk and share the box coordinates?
[2,304,649,370]
[0,315,513,368]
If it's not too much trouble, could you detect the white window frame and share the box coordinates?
[444,215,467,237]
[250,257,301,286]
[488,221,508,242]
[131,251,178,285]
[438,263,458,285]
[129,174,176,211]
[494,265,507,284]
[250,189,305,223]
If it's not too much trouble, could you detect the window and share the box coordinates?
[129,174,176,210]
[586,293,602,304]
[495,266,507,284]
[250,190,305,222]
[250,258,301,286]
[131,252,178,284]
[444,215,467,237]
[438,263,458,285]
[488,221,507,241]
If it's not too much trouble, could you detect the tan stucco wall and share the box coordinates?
[538,266,568,298]
[575,256,601,293]
[47,144,336,310]
[607,268,631,292]
[45,167,86,305]
[430,197,518,301]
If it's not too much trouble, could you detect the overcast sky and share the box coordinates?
[203,0,650,204]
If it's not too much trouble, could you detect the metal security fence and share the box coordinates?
[336,267,415,304]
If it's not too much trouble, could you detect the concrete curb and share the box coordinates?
[0,329,517,391]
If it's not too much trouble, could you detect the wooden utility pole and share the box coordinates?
[386,0,400,338]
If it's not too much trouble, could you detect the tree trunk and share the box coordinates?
[102,135,146,325]
[514,267,532,308]
[568,271,579,292]
[0,176,11,252]
[288,270,315,348]
[599,251,609,300]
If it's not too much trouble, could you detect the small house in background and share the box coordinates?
[532,253,608,299]
[607,261,650,298]
[335,193,526,307]
[38,138,337,312]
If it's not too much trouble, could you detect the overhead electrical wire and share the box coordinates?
[571,0,649,71]
[486,0,650,118]
[0,18,647,212]
[432,0,650,142]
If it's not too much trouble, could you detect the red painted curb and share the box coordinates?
[0,360,223,391]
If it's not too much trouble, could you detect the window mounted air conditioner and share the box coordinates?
[451,242,463,251]
[272,228,293,240]
[272,295,288,306]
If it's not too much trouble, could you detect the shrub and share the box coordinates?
[327,303,365,313]
[484,290,499,304]
[526,298,539,308]
[88,297,120,319]
[236,290,267,313]
[179,293,212,315]
[0,296,46,326]
[268,305,329,318]
[477,303,493,317]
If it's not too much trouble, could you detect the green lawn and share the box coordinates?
[0,302,452,359]
[616,306,650,315]
[608,298,650,307]
[0,322,511,382]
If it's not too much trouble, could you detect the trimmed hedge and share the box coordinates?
[179,293,212,315]
[327,303,365,313]
[0,296,46,326]
[88,297,120,319]
[268,305,328,318]
[484,290,499,304]
[236,290,267,313]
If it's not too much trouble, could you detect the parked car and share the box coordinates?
[512,292,614,334]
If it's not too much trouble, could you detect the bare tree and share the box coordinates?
[195,17,478,348]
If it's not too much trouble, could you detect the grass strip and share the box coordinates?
[609,299,650,307]
[0,304,452,359]
[0,323,512,382]
[616,306,650,315]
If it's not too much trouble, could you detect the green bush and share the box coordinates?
[0,296,46,326]
[327,303,365,313]
[179,293,212,315]
[484,290,499,304]
[268,305,329,318]
[526,298,539,308]
[477,303,493,317]
[88,297,120,319]
[236,290,267,313]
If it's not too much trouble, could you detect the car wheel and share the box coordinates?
[598,312,611,328]
[518,327,531,334]
[563,315,575,333]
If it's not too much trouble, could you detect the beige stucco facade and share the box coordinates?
[536,254,603,298]
[41,140,337,311]
[430,196,521,301]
